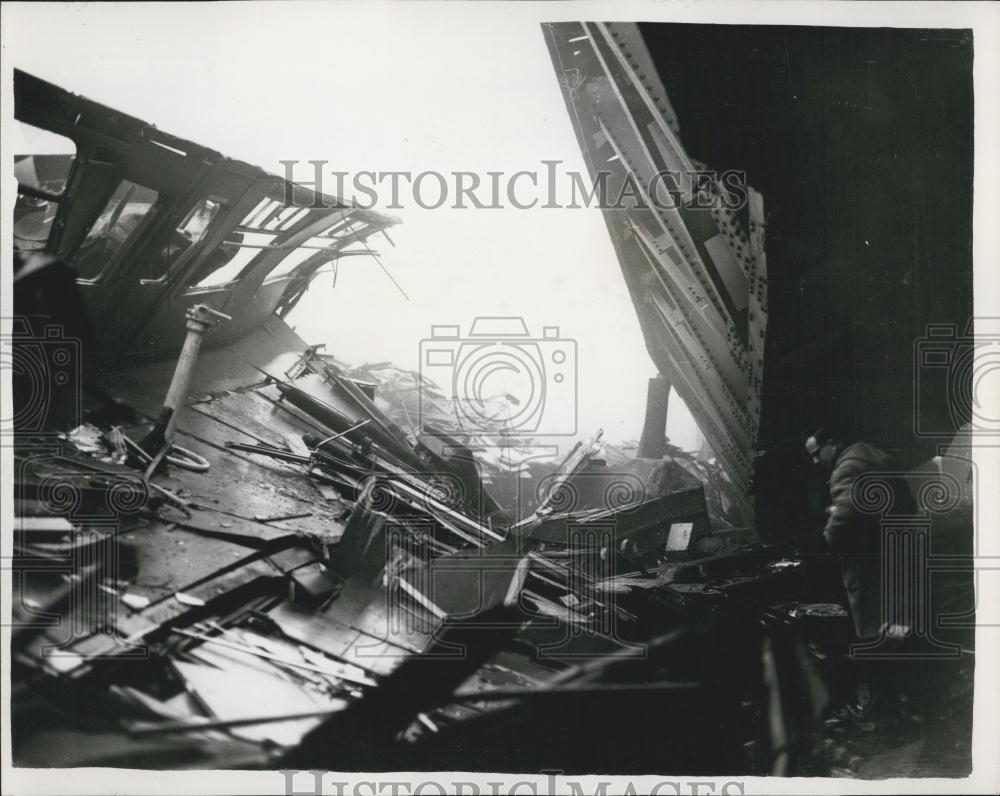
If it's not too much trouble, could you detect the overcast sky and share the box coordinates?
[3,1,703,451]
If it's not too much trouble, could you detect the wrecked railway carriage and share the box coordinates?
[8,45,973,778]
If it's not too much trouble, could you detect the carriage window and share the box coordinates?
[71,180,159,281]
[13,122,76,253]
[179,198,222,246]
[145,197,223,281]
[185,197,315,290]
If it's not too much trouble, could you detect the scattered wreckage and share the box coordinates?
[8,55,972,778]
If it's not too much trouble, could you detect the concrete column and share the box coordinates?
[638,375,670,459]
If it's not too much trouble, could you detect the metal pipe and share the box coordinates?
[139,303,230,477]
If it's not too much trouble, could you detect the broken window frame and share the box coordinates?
[13,122,77,254]
[70,178,161,284]
[184,203,362,293]
[181,195,311,291]
[139,195,228,286]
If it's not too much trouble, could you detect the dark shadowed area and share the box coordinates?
[640,24,974,544]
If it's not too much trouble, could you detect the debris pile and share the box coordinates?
[9,65,973,778]
[12,338,894,773]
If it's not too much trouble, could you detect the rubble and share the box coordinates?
[8,54,973,779]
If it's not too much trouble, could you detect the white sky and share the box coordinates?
[1,2,705,451]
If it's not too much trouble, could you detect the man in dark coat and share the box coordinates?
[805,426,919,721]
[805,428,897,641]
